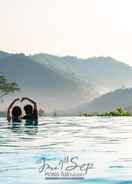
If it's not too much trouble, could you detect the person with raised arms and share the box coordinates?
[7,98,22,124]
[22,97,38,126]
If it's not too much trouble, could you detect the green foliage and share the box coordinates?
[0,75,20,98]
[81,107,131,117]
[99,107,131,116]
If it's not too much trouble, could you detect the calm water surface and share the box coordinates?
[0,117,132,184]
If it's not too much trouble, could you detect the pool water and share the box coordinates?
[0,116,132,184]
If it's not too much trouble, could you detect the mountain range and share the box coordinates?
[0,52,83,111]
[32,54,132,93]
[0,51,132,113]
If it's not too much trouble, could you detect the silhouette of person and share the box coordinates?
[7,98,22,126]
[22,97,38,126]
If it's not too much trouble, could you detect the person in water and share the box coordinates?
[7,98,22,123]
[21,97,38,126]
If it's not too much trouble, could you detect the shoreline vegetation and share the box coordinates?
[80,107,131,117]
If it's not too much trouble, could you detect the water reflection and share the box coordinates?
[8,121,38,135]
[24,125,38,135]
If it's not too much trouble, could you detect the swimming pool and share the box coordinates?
[0,116,132,184]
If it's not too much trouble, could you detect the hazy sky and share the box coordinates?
[0,0,132,65]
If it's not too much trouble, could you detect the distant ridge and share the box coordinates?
[32,53,132,93]
[1,50,132,112]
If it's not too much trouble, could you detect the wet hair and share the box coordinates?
[24,104,33,114]
[12,106,22,117]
